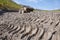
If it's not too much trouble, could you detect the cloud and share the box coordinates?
[26,0,40,3]
[28,0,38,2]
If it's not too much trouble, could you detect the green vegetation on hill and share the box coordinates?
[51,9,60,12]
[0,0,23,10]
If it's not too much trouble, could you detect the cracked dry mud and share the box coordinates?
[0,11,60,40]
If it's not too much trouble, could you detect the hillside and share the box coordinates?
[51,9,60,12]
[0,0,23,11]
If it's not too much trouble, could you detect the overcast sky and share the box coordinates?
[12,0,60,10]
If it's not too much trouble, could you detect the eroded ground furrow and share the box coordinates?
[0,11,60,40]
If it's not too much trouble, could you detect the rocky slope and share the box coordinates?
[0,11,60,40]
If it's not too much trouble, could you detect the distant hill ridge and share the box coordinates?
[0,0,35,12]
[0,0,23,11]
